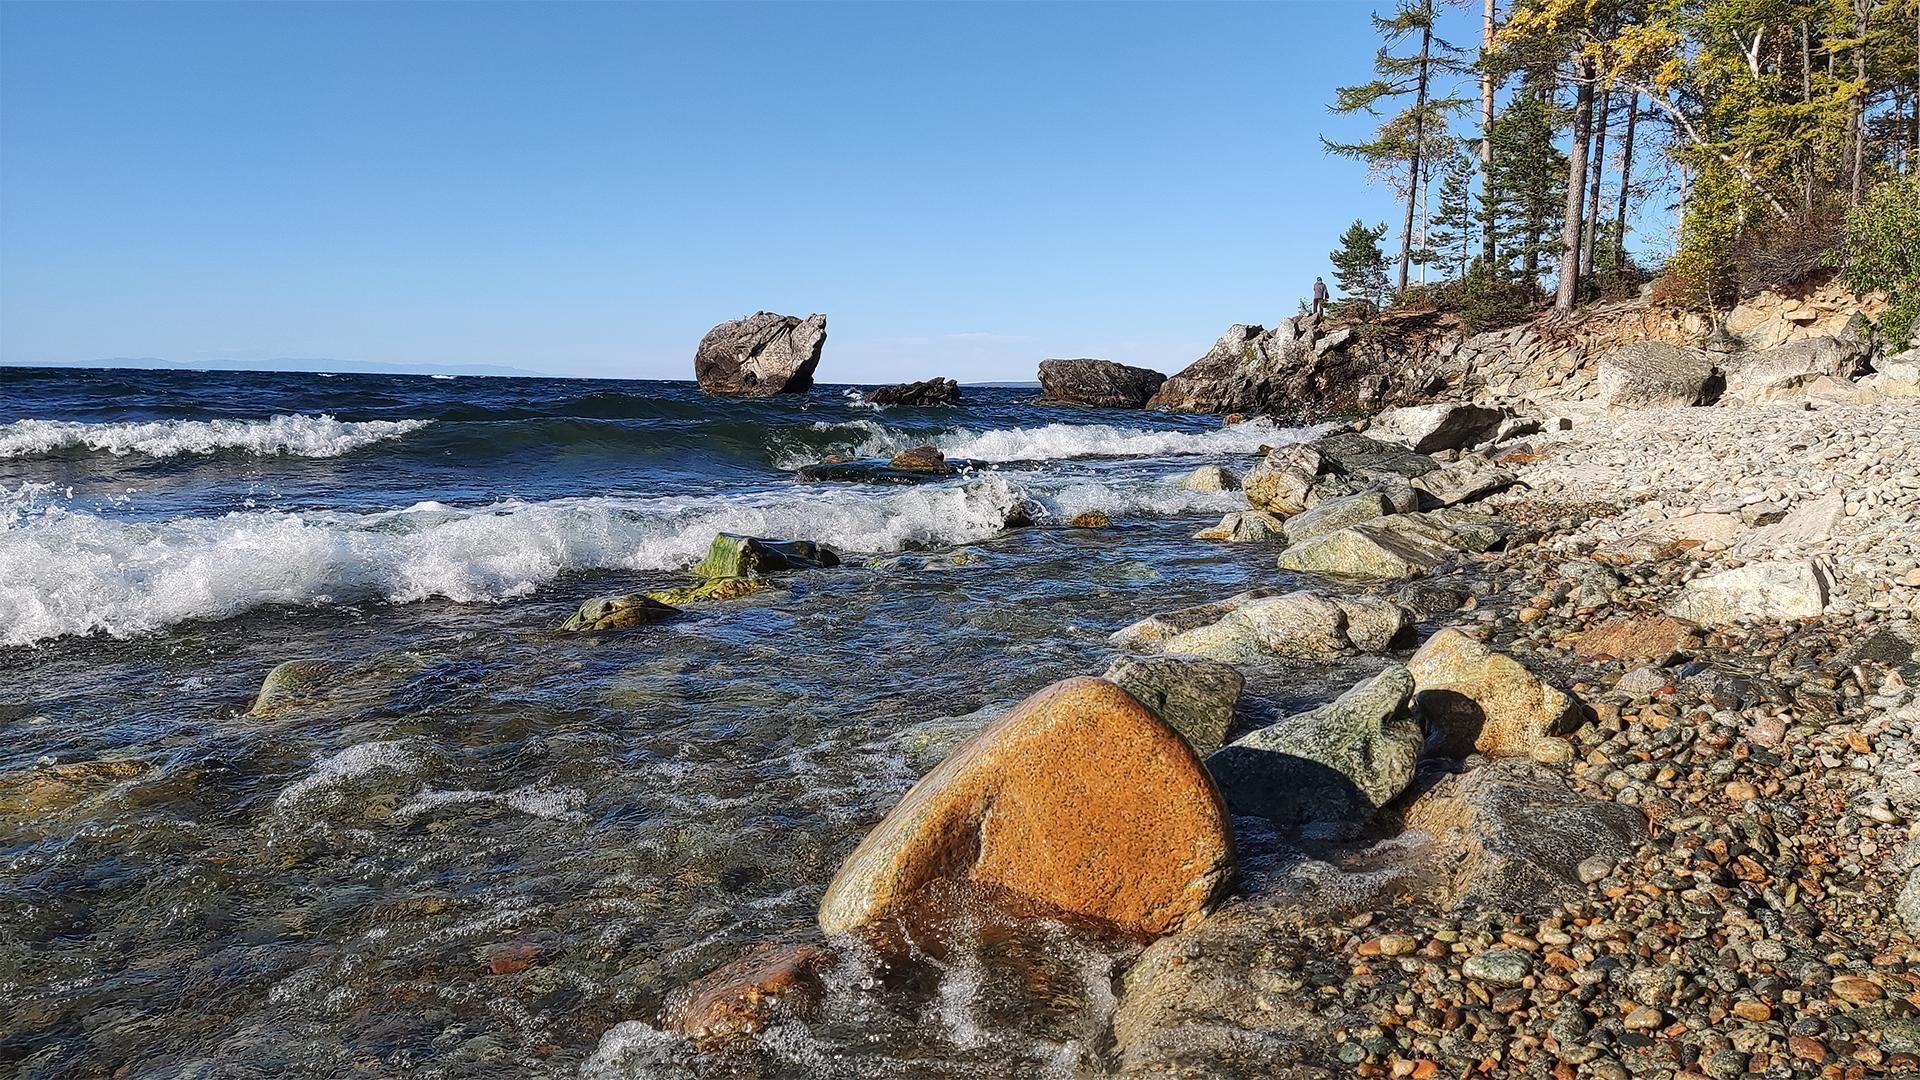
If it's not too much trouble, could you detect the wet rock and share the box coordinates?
[1037,358,1166,408]
[250,659,350,715]
[1192,510,1288,542]
[1369,403,1509,453]
[1313,431,1440,480]
[1280,490,1391,545]
[558,594,679,632]
[694,311,827,397]
[647,577,770,605]
[694,534,840,579]
[1275,515,1460,580]
[817,677,1234,938]
[1244,444,1322,515]
[887,445,951,472]
[1103,654,1244,757]
[1180,464,1240,492]
[0,758,152,815]
[1068,510,1114,529]
[1572,614,1697,663]
[485,940,550,976]
[1407,628,1577,757]
[797,455,971,483]
[1165,591,1349,662]
[1667,559,1829,625]
[1410,456,1517,507]
[661,941,828,1048]
[1594,341,1718,408]
[865,378,960,406]
[1205,665,1420,828]
[1108,589,1283,651]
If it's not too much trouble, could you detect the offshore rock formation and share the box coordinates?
[866,377,960,405]
[1036,358,1166,408]
[694,312,827,397]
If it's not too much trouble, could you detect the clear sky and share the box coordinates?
[0,0,1617,383]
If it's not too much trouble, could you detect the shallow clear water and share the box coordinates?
[0,368,1354,1077]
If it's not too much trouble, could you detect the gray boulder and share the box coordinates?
[694,312,827,397]
[1412,456,1519,507]
[1721,334,1866,400]
[1594,342,1718,409]
[1276,515,1461,580]
[1037,358,1166,408]
[1147,321,1313,414]
[1104,655,1244,756]
[1180,463,1241,492]
[1313,432,1440,480]
[1369,403,1509,453]
[1243,444,1322,515]
[1281,490,1391,544]
[1109,589,1285,652]
[1192,510,1288,542]
[1205,665,1420,828]
[1667,559,1830,624]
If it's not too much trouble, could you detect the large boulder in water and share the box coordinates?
[1037,358,1166,408]
[817,676,1235,938]
[559,594,679,632]
[694,312,827,397]
[694,533,839,578]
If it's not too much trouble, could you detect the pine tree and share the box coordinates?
[1324,0,1471,297]
[1480,87,1567,291]
[1423,153,1478,280]
[1330,220,1394,312]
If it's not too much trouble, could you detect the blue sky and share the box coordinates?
[0,1,1650,382]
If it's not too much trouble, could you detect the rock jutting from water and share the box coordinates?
[558,594,680,632]
[1035,358,1167,408]
[816,676,1235,939]
[693,311,828,397]
[865,377,960,405]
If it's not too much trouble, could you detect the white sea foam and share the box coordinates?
[778,415,1319,468]
[0,474,1240,646]
[392,784,588,822]
[274,739,433,812]
[0,414,432,459]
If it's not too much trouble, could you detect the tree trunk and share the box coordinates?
[1614,92,1637,274]
[1851,0,1869,203]
[1801,19,1815,209]
[1555,54,1594,317]
[1479,0,1498,267]
[1584,86,1611,284]
[1399,6,1433,295]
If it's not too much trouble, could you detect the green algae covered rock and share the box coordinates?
[647,577,771,605]
[693,534,840,579]
[250,659,350,715]
[559,594,680,632]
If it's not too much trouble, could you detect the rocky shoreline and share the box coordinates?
[650,388,1920,1077]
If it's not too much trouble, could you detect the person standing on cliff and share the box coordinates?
[1311,276,1329,319]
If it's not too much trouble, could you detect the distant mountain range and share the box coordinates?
[5,356,554,378]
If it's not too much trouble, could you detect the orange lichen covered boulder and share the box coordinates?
[818,677,1235,939]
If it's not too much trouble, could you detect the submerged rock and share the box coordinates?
[1667,559,1830,625]
[1036,358,1166,408]
[559,594,679,632]
[816,677,1235,938]
[797,456,970,483]
[1407,628,1577,758]
[0,758,153,815]
[694,311,827,398]
[866,378,960,406]
[647,577,771,605]
[1180,464,1240,492]
[694,534,840,579]
[1205,665,1419,829]
[1103,654,1244,756]
[1068,510,1114,529]
[661,941,829,1049]
[250,659,350,715]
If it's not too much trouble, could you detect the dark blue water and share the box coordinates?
[0,366,1336,1078]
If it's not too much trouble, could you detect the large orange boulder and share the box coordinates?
[817,677,1235,938]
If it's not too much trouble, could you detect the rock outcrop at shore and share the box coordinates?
[816,676,1235,938]
[1594,341,1720,409]
[866,378,960,405]
[694,312,827,397]
[1036,358,1166,408]
[1147,321,1310,414]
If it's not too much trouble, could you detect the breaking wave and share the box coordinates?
[772,415,1318,468]
[0,475,1239,646]
[0,414,433,459]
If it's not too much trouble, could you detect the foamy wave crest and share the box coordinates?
[0,414,432,459]
[774,415,1320,468]
[1,476,1240,645]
